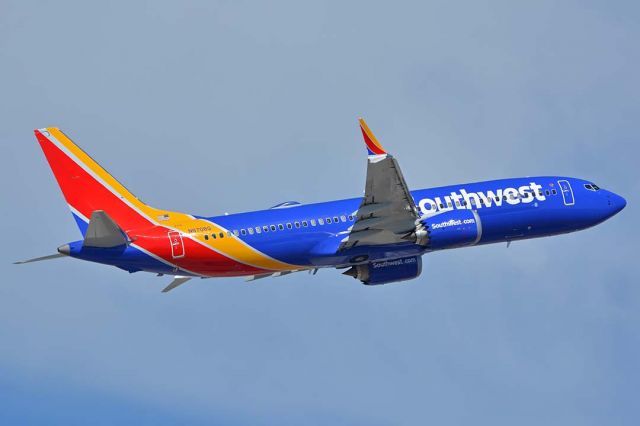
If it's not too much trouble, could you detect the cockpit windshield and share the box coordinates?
[584,183,600,191]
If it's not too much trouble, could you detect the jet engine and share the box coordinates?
[343,255,422,285]
[415,209,482,249]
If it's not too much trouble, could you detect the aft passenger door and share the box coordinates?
[557,180,575,206]
[168,231,185,258]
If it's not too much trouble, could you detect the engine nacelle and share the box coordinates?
[422,209,482,249]
[343,256,422,285]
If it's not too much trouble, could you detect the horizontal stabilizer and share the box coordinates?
[14,253,66,264]
[83,210,128,248]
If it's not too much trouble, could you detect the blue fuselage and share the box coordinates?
[61,175,626,277]
[200,176,626,268]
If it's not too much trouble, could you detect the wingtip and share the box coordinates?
[358,118,387,156]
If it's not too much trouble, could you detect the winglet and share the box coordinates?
[358,118,387,156]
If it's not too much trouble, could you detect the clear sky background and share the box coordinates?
[1,1,638,425]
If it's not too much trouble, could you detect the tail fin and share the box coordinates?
[35,128,167,234]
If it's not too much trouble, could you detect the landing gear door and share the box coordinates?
[557,179,575,206]
[168,231,185,258]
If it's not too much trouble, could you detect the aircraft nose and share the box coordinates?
[607,192,626,216]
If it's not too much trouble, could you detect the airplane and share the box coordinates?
[16,119,626,292]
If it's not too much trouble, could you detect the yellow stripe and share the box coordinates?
[47,128,300,271]
[179,218,302,271]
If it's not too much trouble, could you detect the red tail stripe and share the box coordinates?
[37,131,152,230]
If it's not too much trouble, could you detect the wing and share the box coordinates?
[162,276,192,293]
[339,119,420,249]
[245,268,318,282]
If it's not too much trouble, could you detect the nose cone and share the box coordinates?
[608,192,627,216]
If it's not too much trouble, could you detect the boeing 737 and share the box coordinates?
[16,119,626,292]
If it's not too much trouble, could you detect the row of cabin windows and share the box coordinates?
[431,189,559,210]
[202,214,355,241]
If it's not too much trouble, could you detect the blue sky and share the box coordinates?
[0,1,638,424]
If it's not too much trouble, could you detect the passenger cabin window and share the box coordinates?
[204,234,209,240]
[348,215,354,221]
[263,226,269,232]
[241,229,247,236]
[248,228,254,235]
[295,222,300,228]
[302,221,308,227]
[255,227,261,234]
[318,218,325,225]
[552,189,557,195]
[310,219,316,226]
[333,216,339,223]
[326,218,332,224]
[278,224,284,230]
[270,225,276,231]
[545,190,550,196]
[220,232,225,238]
[340,215,347,222]
[233,230,239,236]
[287,223,292,229]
